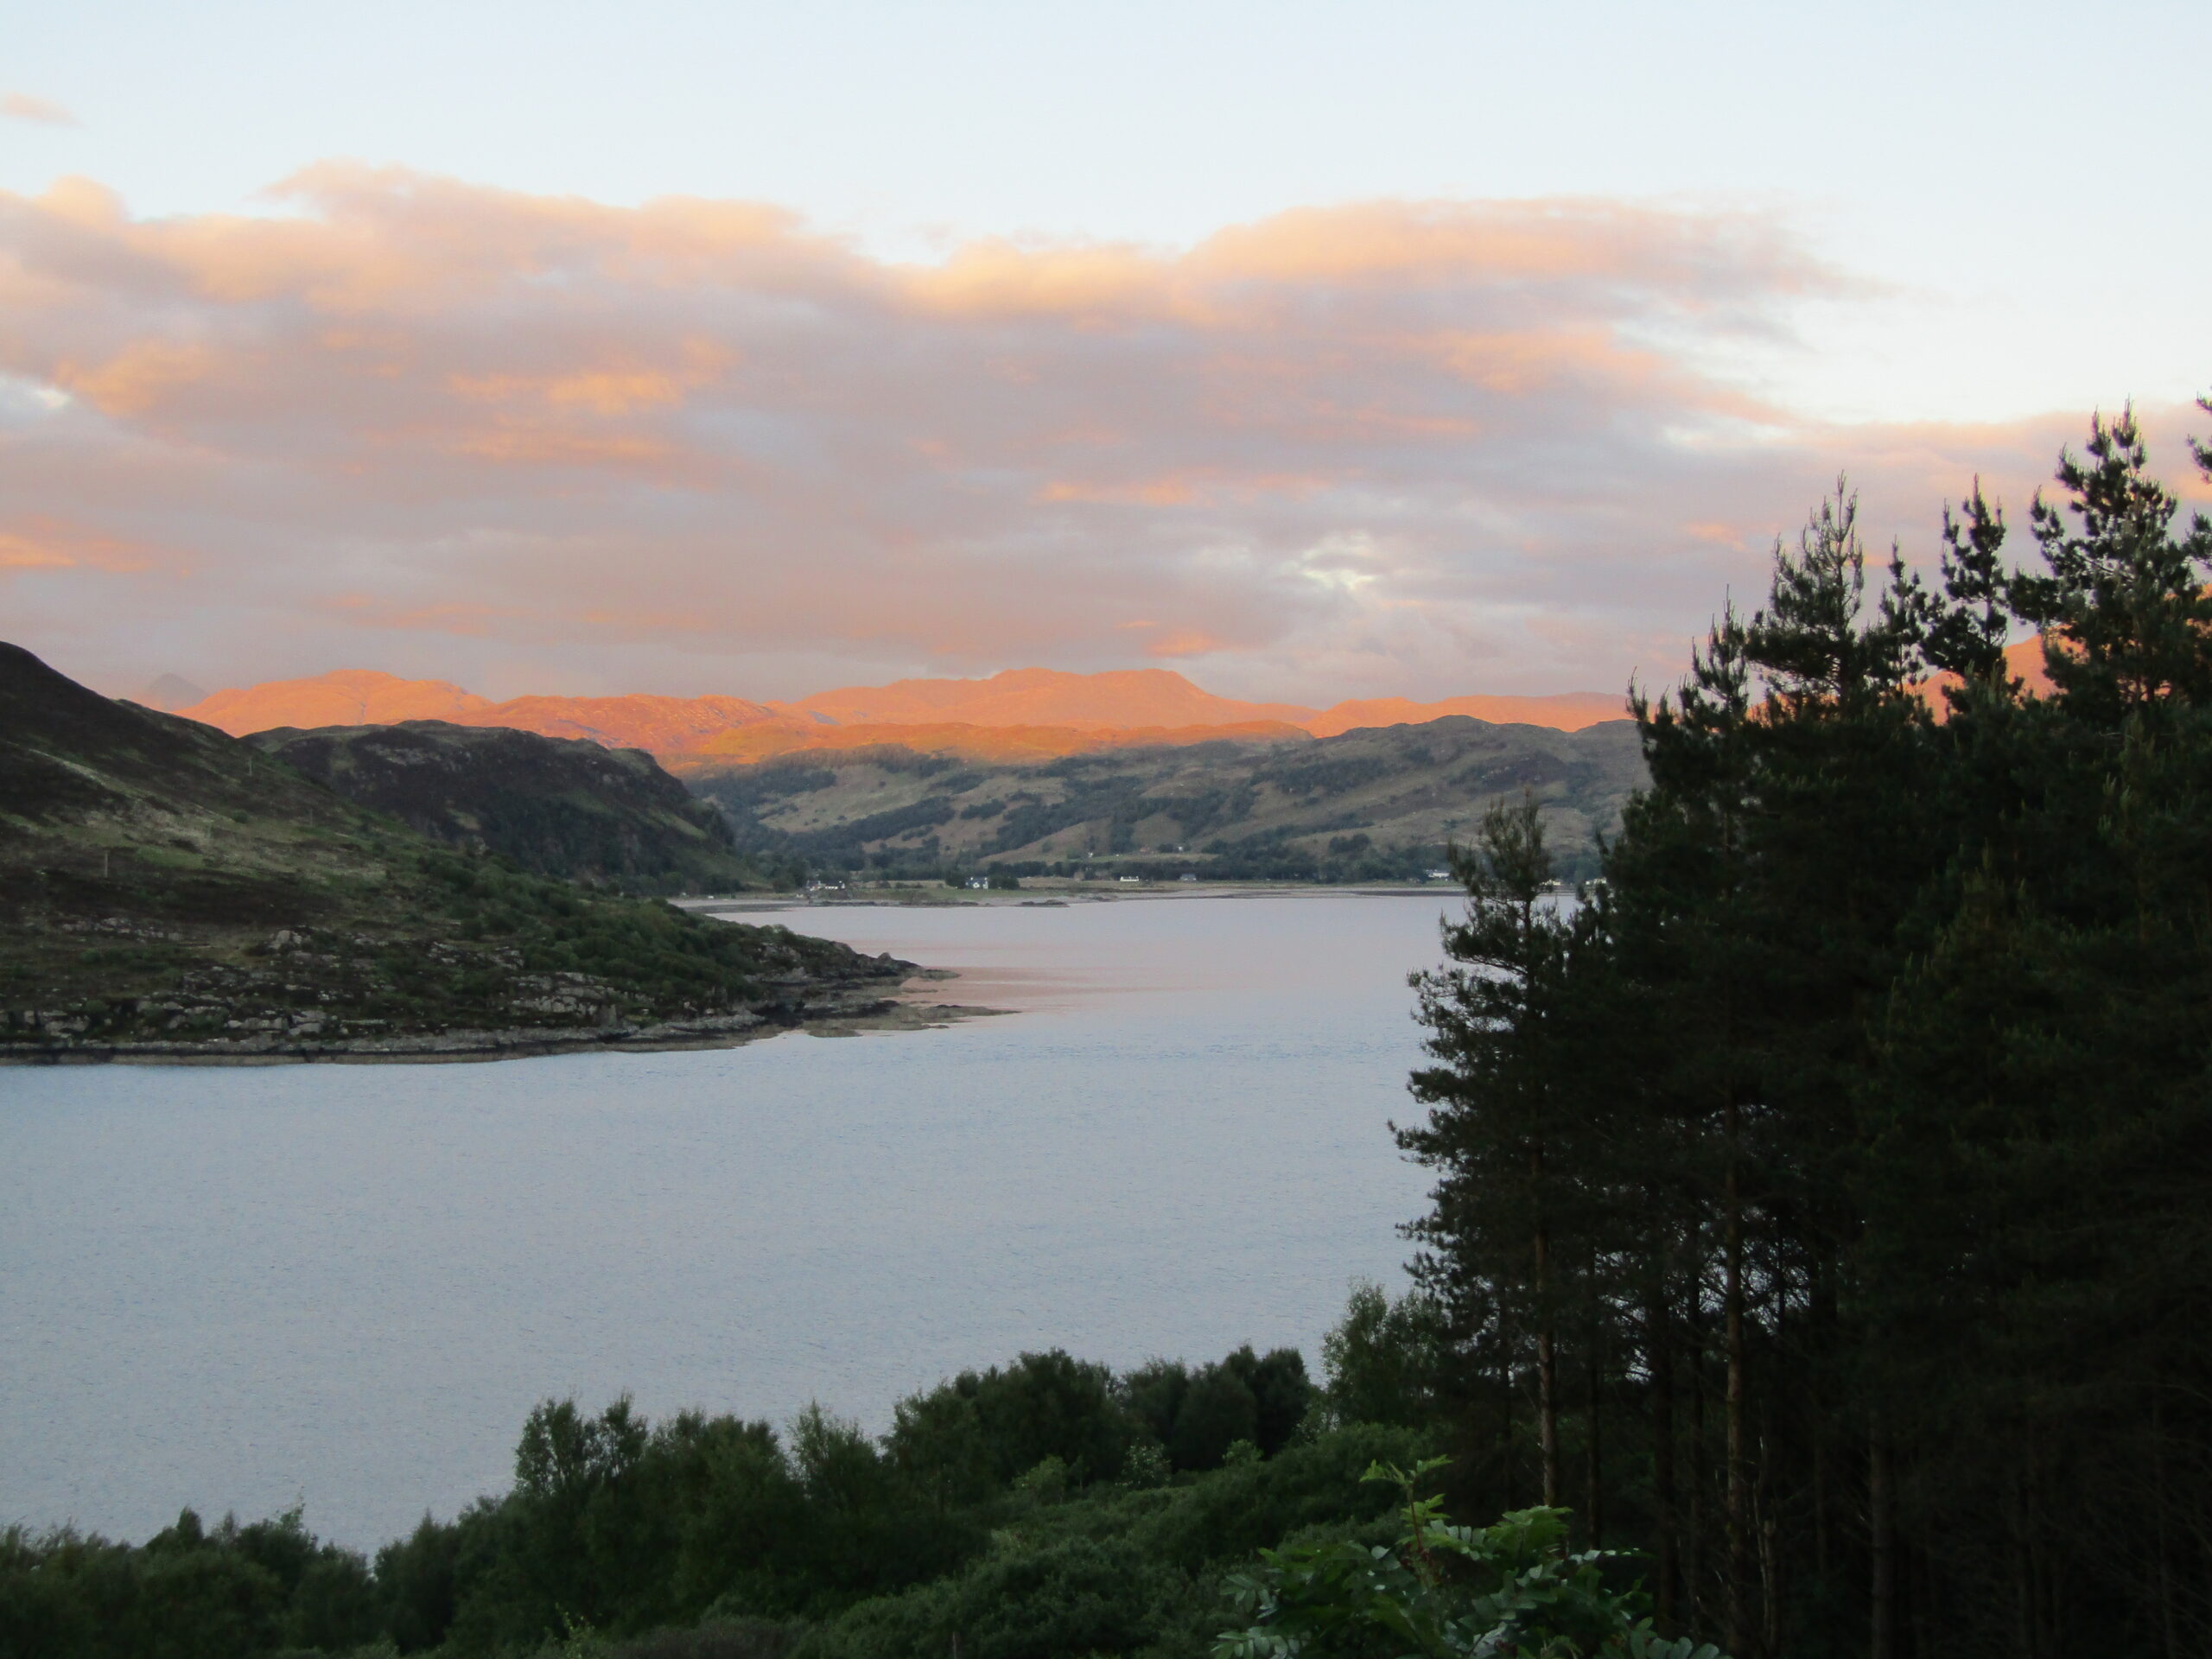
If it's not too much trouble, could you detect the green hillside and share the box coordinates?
[250,719,778,893]
[681,715,1647,881]
[0,643,904,1058]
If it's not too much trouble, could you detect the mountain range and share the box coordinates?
[685,715,1649,882]
[169,666,1629,762]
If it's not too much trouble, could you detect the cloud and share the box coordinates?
[0,167,2196,702]
[0,517,165,574]
[2,92,78,126]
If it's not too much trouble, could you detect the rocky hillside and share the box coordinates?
[0,643,907,1060]
[248,721,769,893]
[681,715,1649,881]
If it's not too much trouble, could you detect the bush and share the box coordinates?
[1217,1459,1726,1659]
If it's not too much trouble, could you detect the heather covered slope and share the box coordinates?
[0,643,904,1058]
[248,720,772,893]
[683,715,1647,880]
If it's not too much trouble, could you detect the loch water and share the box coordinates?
[0,892,1450,1548]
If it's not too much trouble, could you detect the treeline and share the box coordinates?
[1395,405,2212,1656]
[0,1341,1451,1659]
[929,841,1459,886]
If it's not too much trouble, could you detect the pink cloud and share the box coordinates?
[0,518,166,575]
[0,168,2198,706]
[2,92,78,126]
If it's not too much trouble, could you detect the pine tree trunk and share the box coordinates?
[2007,1458,2036,1659]
[1497,1348,1516,1510]
[1529,1115,1560,1511]
[1758,1408,1782,1657]
[2154,1400,2178,1659]
[1870,1419,1897,1659]
[1535,1207,1559,1508]
[1651,1287,1679,1630]
[1814,1427,1829,1595]
[1585,1294,1605,1544]
[1725,1103,1750,1657]
[1688,1294,1708,1635]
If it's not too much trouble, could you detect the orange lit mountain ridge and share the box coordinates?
[172,667,1630,762]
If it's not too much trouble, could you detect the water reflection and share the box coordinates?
[0,893,1449,1547]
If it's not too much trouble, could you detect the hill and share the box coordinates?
[0,643,908,1060]
[1299,690,1629,736]
[680,715,1649,882]
[181,668,494,729]
[246,721,773,893]
[682,715,1313,766]
[786,668,1626,735]
[785,665,1318,729]
[130,673,207,712]
[173,667,1629,757]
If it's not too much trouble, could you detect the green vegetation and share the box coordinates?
[1395,404,2212,1654]
[0,648,900,1053]
[252,721,789,895]
[682,720,1643,885]
[0,1339,1458,1659]
[1219,1460,1719,1659]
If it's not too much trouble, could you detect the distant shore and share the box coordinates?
[678,878,1463,916]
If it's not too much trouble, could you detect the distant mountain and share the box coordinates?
[683,716,1314,766]
[1301,691,1628,737]
[448,692,792,752]
[129,673,207,713]
[786,666,1318,730]
[248,721,769,894]
[788,667,1628,735]
[681,715,1649,881]
[178,672,800,754]
[0,643,905,1059]
[175,665,1630,758]
[183,668,493,730]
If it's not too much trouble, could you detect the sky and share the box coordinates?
[3,0,2208,704]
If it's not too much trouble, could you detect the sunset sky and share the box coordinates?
[4,0,2207,705]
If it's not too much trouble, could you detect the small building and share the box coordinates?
[1179,873,1198,883]
[1119,875,1141,884]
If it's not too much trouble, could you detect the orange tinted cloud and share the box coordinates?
[1,168,2192,705]
[2,92,78,126]
[0,519,163,575]
[55,340,226,416]
[1144,631,1221,658]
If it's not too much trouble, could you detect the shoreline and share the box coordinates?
[679,880,1462,916]
[0,976,1008,1067]
[5,889,1451,1067]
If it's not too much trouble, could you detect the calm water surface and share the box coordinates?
[0,893,1450,1547]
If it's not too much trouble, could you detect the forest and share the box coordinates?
[1396,402,2212,1656]
[6,399,2209,1657]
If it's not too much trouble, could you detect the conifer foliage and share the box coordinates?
[1399,402,2212,1657]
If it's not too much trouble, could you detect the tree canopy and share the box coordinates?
[1396,401,2212,1657]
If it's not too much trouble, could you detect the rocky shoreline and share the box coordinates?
[2,972,998,1065]
[1,911,994,1065]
